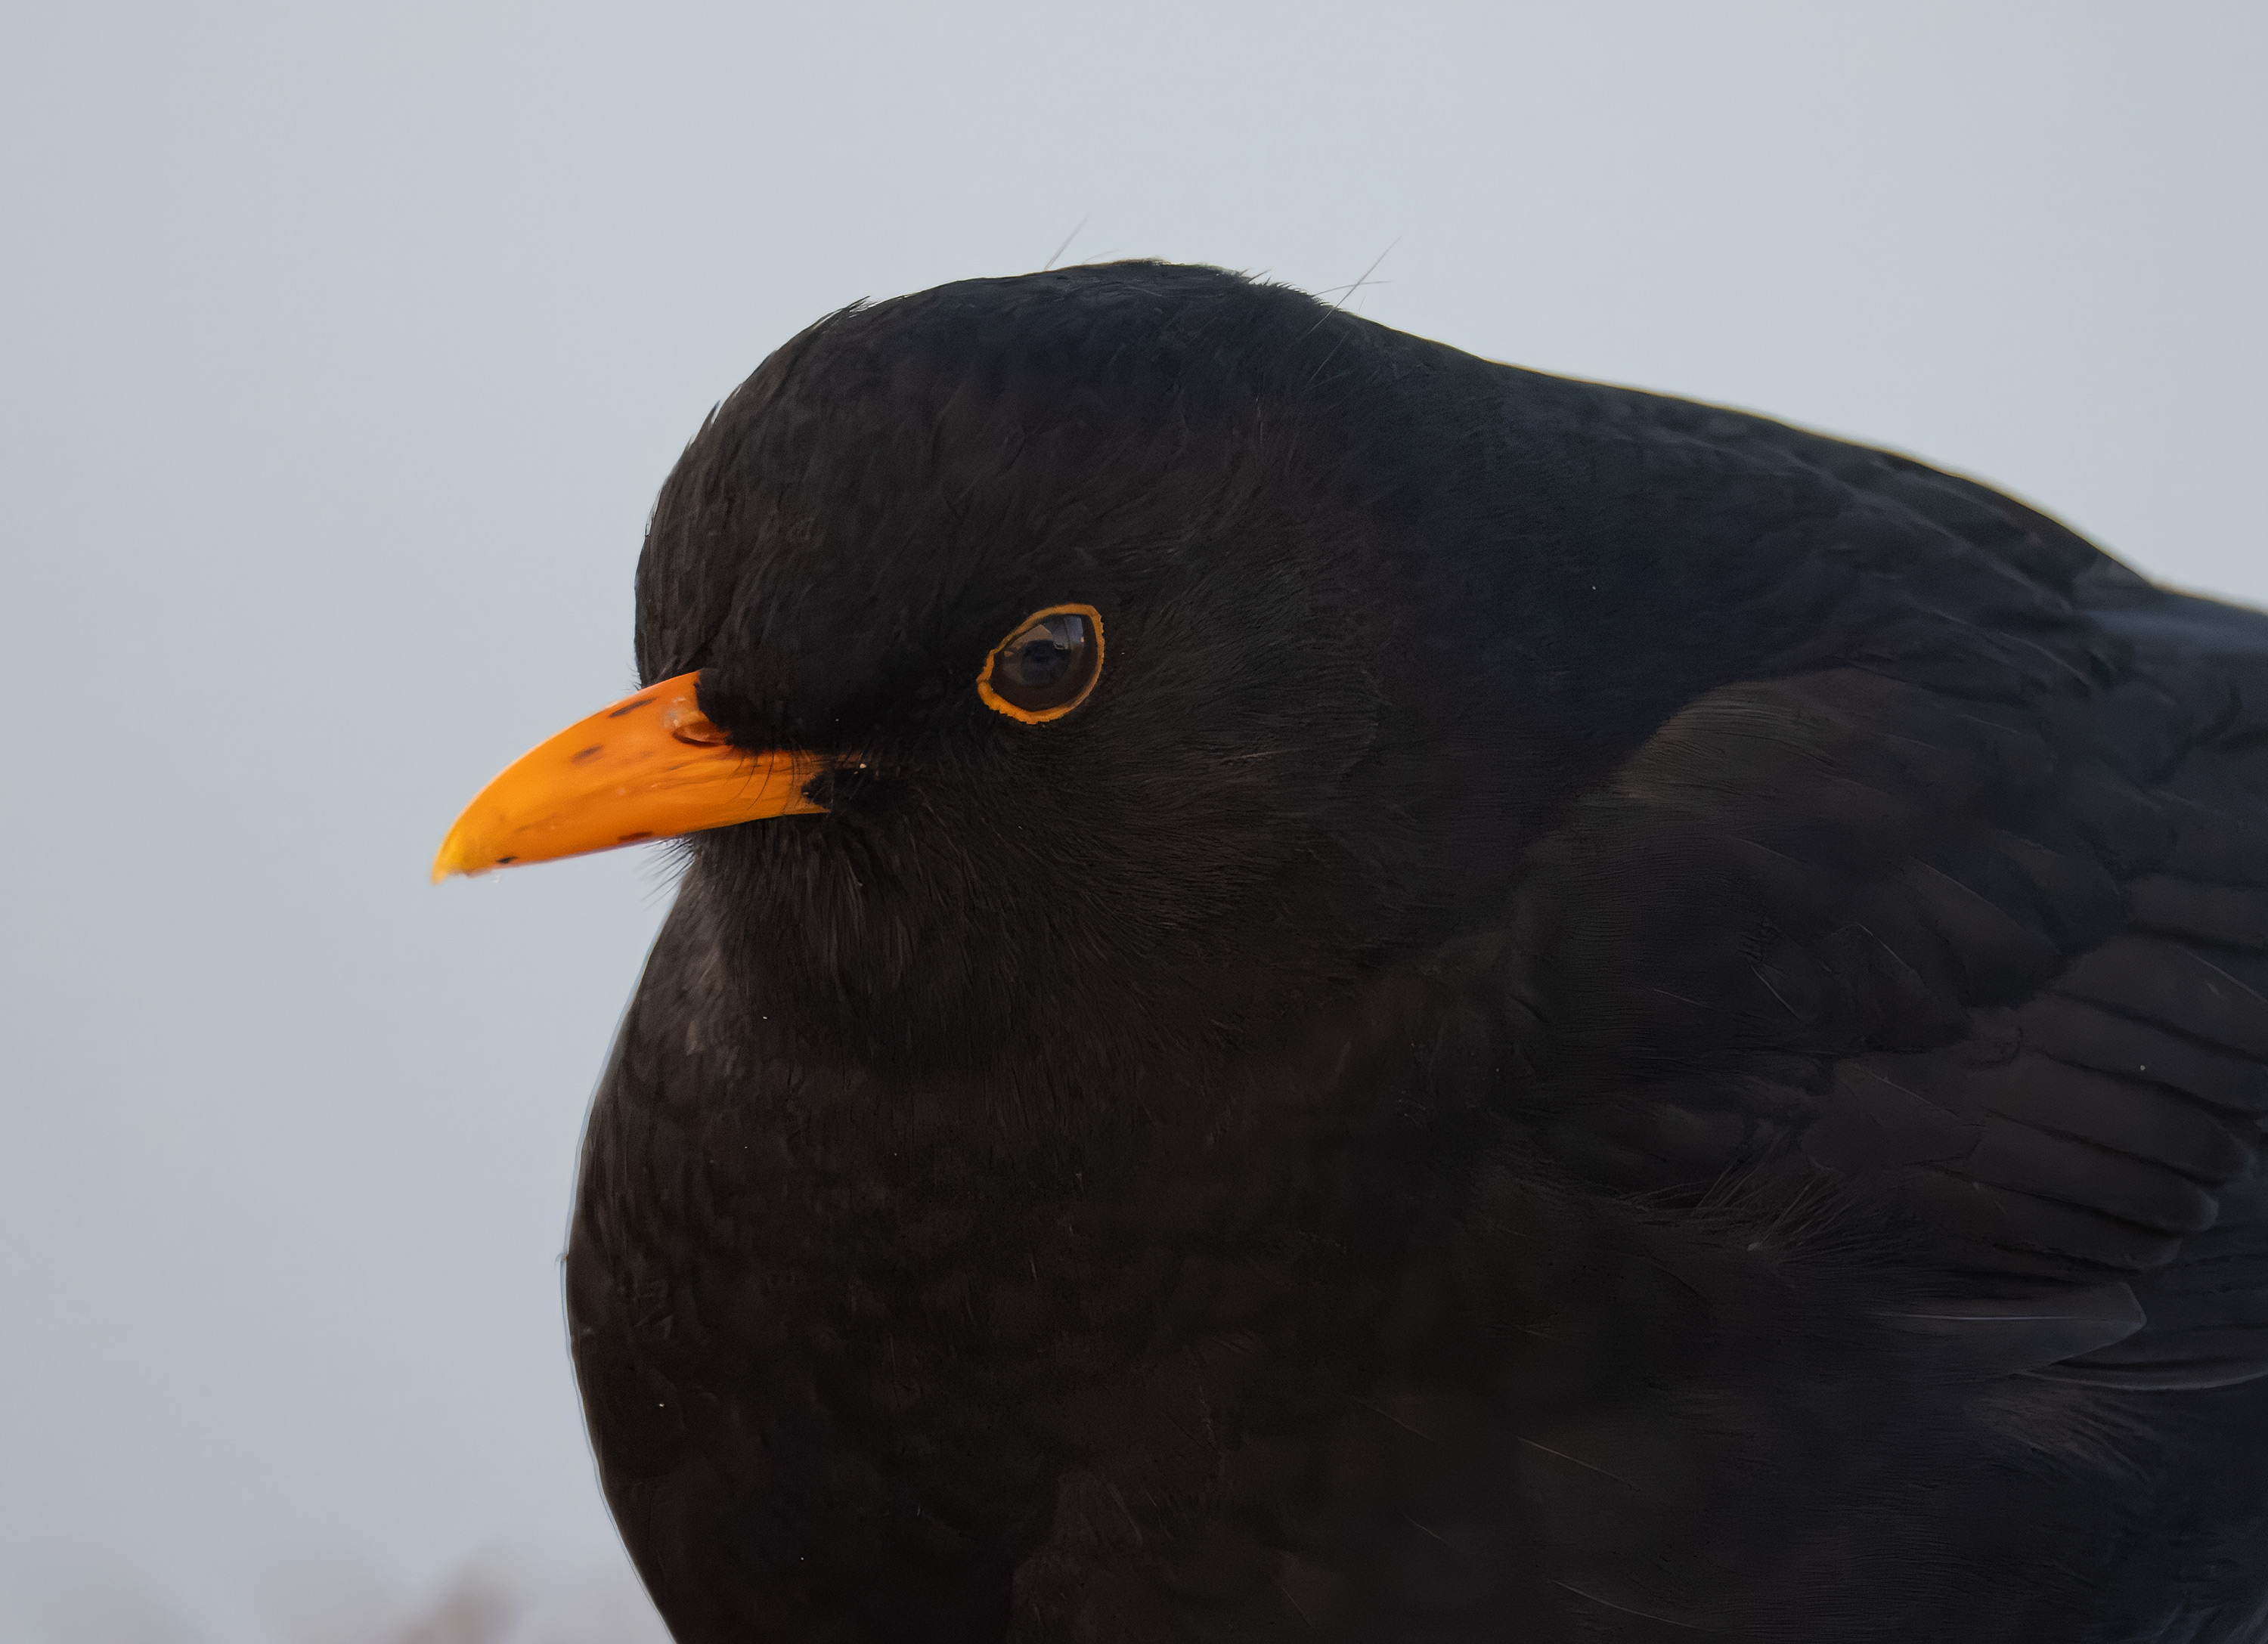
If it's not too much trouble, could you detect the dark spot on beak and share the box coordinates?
[608,697,655,718]
[572,746,603,763]
[618,831,655,843]
[496,855,518,865]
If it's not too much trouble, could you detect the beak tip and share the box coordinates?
[430,823,481,884]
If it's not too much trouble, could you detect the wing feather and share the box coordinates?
[1518,591,2268,1388]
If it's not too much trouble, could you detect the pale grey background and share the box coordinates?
[4,2,2263,1639]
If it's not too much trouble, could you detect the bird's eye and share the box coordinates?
[976,604,1105,723]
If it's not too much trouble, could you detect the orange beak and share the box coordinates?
[431,670,829,881]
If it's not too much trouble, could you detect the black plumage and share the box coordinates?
[558,263,2268,1641]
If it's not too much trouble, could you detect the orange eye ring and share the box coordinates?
[976,603,1106,723]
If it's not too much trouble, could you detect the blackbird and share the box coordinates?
[435,263,2268,1642]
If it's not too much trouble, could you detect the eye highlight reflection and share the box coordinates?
[977,604,1105,723]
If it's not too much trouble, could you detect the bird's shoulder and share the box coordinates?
[1501,580,2268,1389]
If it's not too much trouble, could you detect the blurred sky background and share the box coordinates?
[5,2,2265,1639]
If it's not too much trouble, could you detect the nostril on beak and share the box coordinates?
[664,701,734,745]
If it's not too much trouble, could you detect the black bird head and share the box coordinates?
[627,265,1464,1082]
[437,262,2065,1084]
